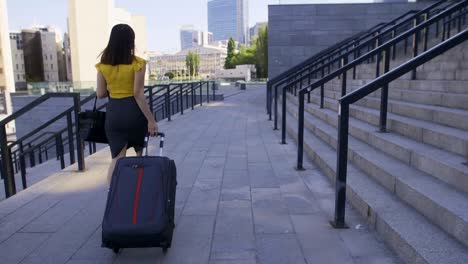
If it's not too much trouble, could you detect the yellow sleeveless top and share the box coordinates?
[95,56,146,99]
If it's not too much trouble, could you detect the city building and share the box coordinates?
[208,0,249,45]
[0,0,15,132]
[9,33,26,90]
[180,25,197,51]
[68,0,148,88]
[63,33,72,81]
[56,41,68,82]
[250,22,267,40]
[21,27,59,82]
[215,64,255,81]
[148,45,227,79]
[180,26,214,51]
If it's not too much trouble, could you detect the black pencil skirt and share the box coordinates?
[105,96,147,158]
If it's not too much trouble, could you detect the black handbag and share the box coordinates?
[78,96,108,144]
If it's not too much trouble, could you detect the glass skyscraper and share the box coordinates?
[208,0,249,45]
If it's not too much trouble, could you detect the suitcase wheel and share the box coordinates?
[112,248,121,254]
[162,247,168,254]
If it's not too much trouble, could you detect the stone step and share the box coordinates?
[308,78,468,95]
[284,98,468,248]
[316,88,468,130]
[334,86,468,110]
[355,70,467,81]
[303,92,468,157]
[287,93,468,195]
[281,108,468,264]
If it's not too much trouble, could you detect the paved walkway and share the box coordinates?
[0,87,399,264]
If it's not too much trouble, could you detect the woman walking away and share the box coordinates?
[95,24,158,185]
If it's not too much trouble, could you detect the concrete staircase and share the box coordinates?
[279,42,468,263]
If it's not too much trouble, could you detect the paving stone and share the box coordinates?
[113,248,163,264]
[222,170,250,188]
[20,192,107,264]
[0,233,50,264]
[225,155,248,170]
[215,201,253,236]
[0,195,61,244]
[249,163,279,188]
[221,186,251,201]
[20,190,97,233]
[183,178,221,215]
[0,88,401,263]
[251,188,288,214]
[210,233,256,260]
[198,157,226,179]
[209,260,256,264]
[71,227,115,261]
[253,211,294,234]
[256,234,307,264]
[66,260,115,264]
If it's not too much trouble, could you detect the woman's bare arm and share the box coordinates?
[133,64,158,136]
[96,72,108,98]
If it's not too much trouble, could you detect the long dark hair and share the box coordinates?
[100,24,135,65]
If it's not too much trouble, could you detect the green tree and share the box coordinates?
[224,38,236,69]
[186,51,201,77]
[232,45,256,65]
[255,26,268,78]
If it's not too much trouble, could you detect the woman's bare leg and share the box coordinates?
[107,145,127,186]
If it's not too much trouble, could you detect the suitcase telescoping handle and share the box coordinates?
[143,132,165,156]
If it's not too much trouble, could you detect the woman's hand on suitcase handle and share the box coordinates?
[148,119,158,137]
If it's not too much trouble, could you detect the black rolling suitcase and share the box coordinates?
[102,133,177,253]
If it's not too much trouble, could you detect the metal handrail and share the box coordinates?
[270,0,457,127]
[0,93,83,198]
[292,0,467,170]
[267,0,453,116]
[1,81,214,199]
[333,29,467,228]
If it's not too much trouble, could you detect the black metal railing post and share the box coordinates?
[274,84,279,130]
[297,90,305,171]
[66,111,75,165]
[199,82,203,106]
[149,87,154,112]
[212,81,216,101]
[166,85,172,121]
[180,86,184,115]
[375,32,382,78]
[176,91,180,114]
[19,142,26,189]
[29,147,36,168]
[56,134,65,169]
[0,125,15,197]
[331,102,349,229]
[320,66,325,108]
[412,17,420,80]
[380,47,391,132]
[73,94,84,171]
[206,82,210,103]
[281,86,287,145]
[191,83,195,110]
[423,12,429,52]
[341,56,348,96]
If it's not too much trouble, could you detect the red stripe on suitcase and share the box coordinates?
[132,168,144,224]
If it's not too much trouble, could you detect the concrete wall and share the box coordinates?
[268,2,432,79]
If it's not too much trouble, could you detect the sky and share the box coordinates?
[6,0,378,53]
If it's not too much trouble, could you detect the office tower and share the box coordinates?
[208,0,249,44]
